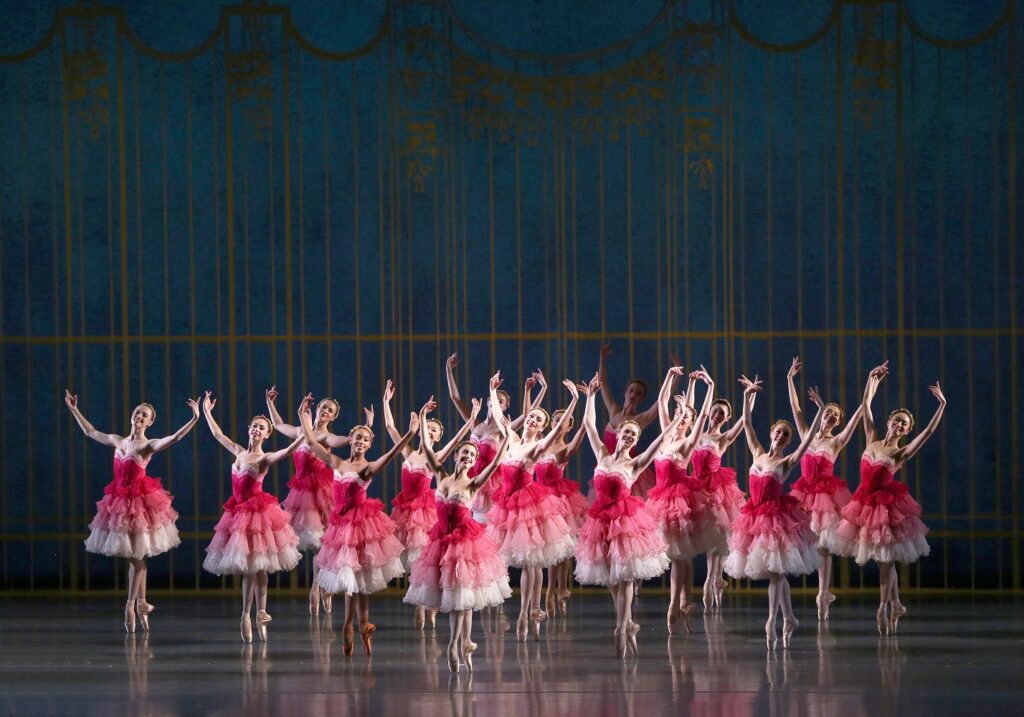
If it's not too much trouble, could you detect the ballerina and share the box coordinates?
[66,389,199,633]
[825,362,945,635]
[597,343,669,499]
[445,354,545,521]
[534,404,589,617]
[383,380,479,630]
[404,403,512,673]
[723,376,825,649]
[201,391,303,642]
[485,372,578,641]
[299,393,422,655]
[689,378,748,611]
[265,386,374,616]
[785,357,866,620]
[648,366,723,634]
[575,373,677,657]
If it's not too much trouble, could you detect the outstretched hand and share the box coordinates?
[808,386,824,408]
[869,361,890,381]
[489,371,503,390]
[739,374,763,393]
[563,379,579,398]
[203,391,217,411]
[187,397,200,418]
[470,397,483,417]
[600,343,612,360]
[447,353,459,370]
[930,381,946,405]
[266,386,279,402]
[788,357,802,379]
[64,389,78,410]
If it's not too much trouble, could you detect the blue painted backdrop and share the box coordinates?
[0,0,1020,592]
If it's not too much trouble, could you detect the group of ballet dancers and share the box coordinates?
[64,344,945,670]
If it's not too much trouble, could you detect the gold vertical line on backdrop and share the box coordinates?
[488,130,496,366]
[724,9,735,387]
[599,134,606,335]
[223,28,238,453]
[764,55,775,409]
[351,60,363,407]
[1008,5,1019,590]
[833,15,849,589]
[116,33,131,427]
[626,125,635,375]
[296,44,308,397]
[988,38,1005,587]
[282,30,296,444]
[322,62,333,394]
[160,60,174,588]
[186,61,200,589]
[894,5,907,411]
[963,50,977,587]
[571,121,579,387]
[134,57,145,395]
[515,129,523,382]
[0,155,6,584]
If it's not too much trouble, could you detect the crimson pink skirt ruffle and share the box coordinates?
[707,471,746,532]
[404,520,512,612]
[822,485,929,565]
[282,479,334,551]
[391,489,438,571]
[315,498,405,594]
[540,477,590,532]
[789,475,852,550]
[203,493,301,575]
[647,484,726,559]
[84,477,181,559]
[574,498,669,586]
[470,474,504,519]
[723,497,820,580]
[486,483,576,568]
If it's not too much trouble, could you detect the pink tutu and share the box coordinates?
[648,456,727,559]
[486,461,576,568]
[691,443,746,533]
[823,453,929,565]
[405,492,512,612]
[724,467,820,580]
[468,435,501,518]
[204,467,301,575]
[535,456,589,532]
[315,471,405,594]
[789,450,852,550]
[390,461,438,570]
[575,469,669,585]
[85,452,180,559]
[602,428,655,500]
[281,446,335,551]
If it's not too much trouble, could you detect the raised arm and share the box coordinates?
[265,386,301,439]
[471,428,510,490]
[739,376,764,458]
[436,397,481,463]
[721,393,752,447]
[418,404,446,475]
[639,367,679,429]
[598,343,621,418]
[634,395,686,471]
[786,357,810,438]
[264,432,307,466]
[580,374,609,459]
[488,372,514,441]
[445,353,473,421]
[64,390,122,447]
[298,397,338,467]
[510,373,539,432]
[202,391,244,456]
[900,382,946,463]
[832,394,867,450]
[785,389,825,473]
[682,370,715,453]
[380,379,406,446]
[532,381,580,456]
[365,409,421,477]
[148,397,201,453]
[658,366,684,430]
[862,362,888,442]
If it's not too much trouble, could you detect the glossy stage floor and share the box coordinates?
[1,592,1020,716]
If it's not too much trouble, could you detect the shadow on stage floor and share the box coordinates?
[1,592,1021,716]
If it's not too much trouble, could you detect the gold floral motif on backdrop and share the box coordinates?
[402,120,442,193]
[227,13,274,140]
[853,6,897,130]
[676,18,724,188]
[61,14,110,141]
[398,25,447,193]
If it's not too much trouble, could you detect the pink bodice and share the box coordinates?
[591,469,631,506]
[799,451,836,482]
[534,457,565,488]
[496,461,532,495]
[690,445,722,480]
[332,471,370,514]
[653,455,688,490]
[469,435,499,477]
[399,462,432,496]
[747,467,783,507]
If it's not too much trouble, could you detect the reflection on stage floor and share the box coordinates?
[0,593,1020,716]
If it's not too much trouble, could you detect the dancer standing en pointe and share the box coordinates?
[723,376,824,650]
[299,393,422,655]
[485,372,578,641]
[647,366,722,634]
[383,380,479,630]
[201,392,303,643]
[405,404,512,673]
[67,390,199,633]
[785,357,867,620]
[575,374,675,657]
[824,362,945,635]
[266,386,374,616]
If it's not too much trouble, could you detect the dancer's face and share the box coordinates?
[455,444,478,469]
[821,404,842,431]
[623,381,646,405]
[425,420,443,445]
[675,408,695,437]
[131,405,155,429]
[349,427,373,456]
[496,391,510,413]
[552,410,573,436]
[618,422,640,449]
[709,403,730,426]
[315,400,338,426]
[887,411,912,437]
[524,409,548,434]
[249,417,272,442]
[769,423,792,449]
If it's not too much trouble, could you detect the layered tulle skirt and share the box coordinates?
[647,482,727,560]
[706,466,746,531]
[789,473,852,550]
[723,495,821,580]
[315,498,405,594]
[575,497,670,586]
[204,493,301,575]
[282,472,334,551]
[486,483,576,568]
[823,482,929,565]
[391,488,438,571]
[85,476,181,559]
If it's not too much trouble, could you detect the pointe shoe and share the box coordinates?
[667,607,679,634]
[558,589,571,615]
[613,627,627,658]
[545,591,557,616]
[256,610,272,642]
[125,601,137,634]
[447,646,460,674]
[702,582,713,611]
[309,585,320,617]
[889,602,907,634]
[240,613,253,644]
[322,592,333,615]
[136,599,154,631]
[765,620,777,650]
[359,623,376,655]
[714,579,727,609]
[428,609,437,629]
[876,605,890,636]
[626,622,640,656]
[516,616,528,642]
[681,603,695,634]
[465,639,478,652]
[463,641,476,672]
[414,610,425,630]
[343,625,355,656]
[782,617,798,648]
[531,609,543,641]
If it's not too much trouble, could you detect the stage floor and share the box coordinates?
[1,593,1021,716]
